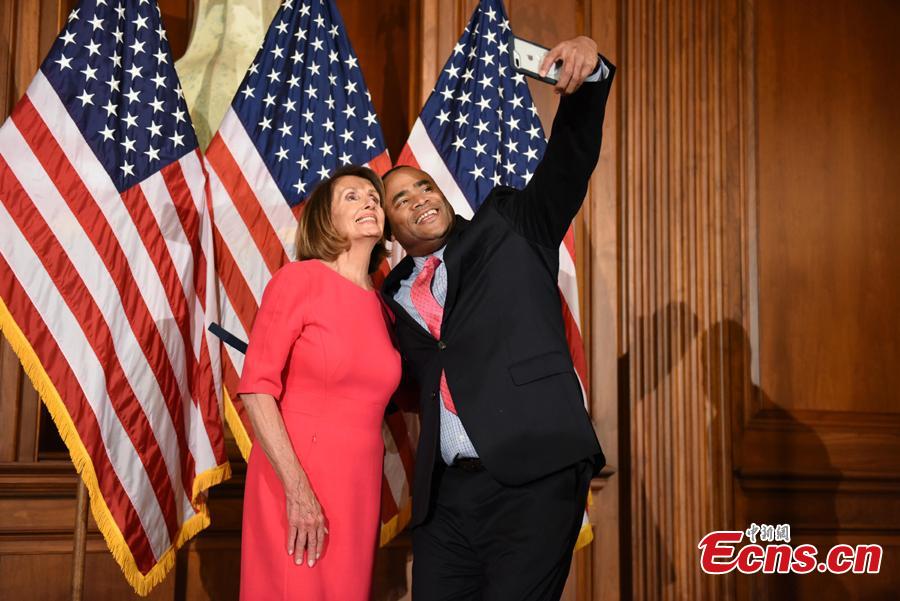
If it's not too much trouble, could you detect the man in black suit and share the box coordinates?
[380,36,614,601]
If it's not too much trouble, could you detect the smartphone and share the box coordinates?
[511,36,560,84]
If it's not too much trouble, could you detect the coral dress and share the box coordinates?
[237,260,401,600]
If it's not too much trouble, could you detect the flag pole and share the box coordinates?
[70,479,89,601]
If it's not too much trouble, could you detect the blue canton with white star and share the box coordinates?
[232,0,387,207]
[41,0,198,192]
[420,0,547,210]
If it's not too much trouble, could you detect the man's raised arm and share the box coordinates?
[493,36,615,249]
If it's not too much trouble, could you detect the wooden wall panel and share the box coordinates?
[619,0,741,599]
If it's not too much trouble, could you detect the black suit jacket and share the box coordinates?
[382,61,615,527]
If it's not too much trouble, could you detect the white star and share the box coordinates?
[457,90,471,105]
[500,18,510,32]
[149,97,164,113]
[120,161,134,177]
[325,96,335,110]
[275,146,289,161]
[68,8,79,22]
[170,132,185,148]
[469,165,484,180]
[446,65,460,80]
[156,24,166,40]
[344,80,357,95]
[270,45,284,60]
[287,74,300,88]
[309,63,321,76]
[305,85,317,99]
[302,109,314,122]
[364,112,377,127]
[529,105,539,117]
[295,28,307,41]
[126,63,142,79]
[506,139,518,153]
[148,121,162,138]
[85,39,101,56]
[328,73,338,86]
[362,135,375,149]
[292,49,303,63]
[506,116,519,131]
[114,5,125,19]
[451,137,466,152]
[88,15,104,31]
[99,125,115,141]
[263,93,276,107]
[524,147,538,162]
[314,14,325,28]
[124,88,141,104]
[504,159,516,174]
[452,42,464,56]
[454,113,468,127]
[523,170,534,183]
[297,156,309,170]
[479,74,493,89]
[300,3,311,17]
[509,95,524,109]
[317,165,330,180]
[61,30,77,46]
[310,37,324,52]
[112,27,124,44]
[151,72,166,88]
[512,73,526,85]
[484,30,497,45]
[300,132,312,146]
[440,86,454,102]
[123,113,138,128]
[339,129,354,144]
[342,105,356,120]
[484,7,497,21]
[278,122,292,137]
[267,68,280,84]
[130,39,145,55]
[248,62,259,75]
[145,146,160,162]
[122,136,136,153]
[173,107,186,123]
[240,84,254,99]
[339,151,352,165]
[329,49,339,64]
[154,48,168,64]
[55,54,73,71]
[479,53,495,67]
[81,64,98,81]
[476,96,491,111]
[133,14,148,30]
[330,24,340,37]
[345,55,358,70]
[473,140,487,156]
[275,21,288,34]
[323,117,334,132]
[527,125,541,140]
[294,179,306,194]
[259,116,272,131]
[462,68,474,82]
[491,171,503,186]
[102,99,117,117]
[110,52,122,68]
[284,98,297,112]
[435,110,450,126]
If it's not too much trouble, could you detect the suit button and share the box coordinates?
[438,340,447,350]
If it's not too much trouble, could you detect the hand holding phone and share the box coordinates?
[511,35,600,95]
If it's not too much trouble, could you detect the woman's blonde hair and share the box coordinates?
[294,165,388,274]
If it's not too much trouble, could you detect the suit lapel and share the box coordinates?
[441,216,470,328]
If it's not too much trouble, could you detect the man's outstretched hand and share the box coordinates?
[539,36,600,95]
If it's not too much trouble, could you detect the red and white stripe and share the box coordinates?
[0,72,229,576]
[206,107,412,541]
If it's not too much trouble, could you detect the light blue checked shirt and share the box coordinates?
[393,247,479,464]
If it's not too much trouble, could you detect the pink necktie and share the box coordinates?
[410,256,457,415]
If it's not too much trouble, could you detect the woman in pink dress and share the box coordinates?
[237,166,401,600]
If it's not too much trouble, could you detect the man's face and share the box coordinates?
[383,167,455,257]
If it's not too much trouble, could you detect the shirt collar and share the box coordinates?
[411,245,446,271]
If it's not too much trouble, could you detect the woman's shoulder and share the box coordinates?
[265,259,325,292]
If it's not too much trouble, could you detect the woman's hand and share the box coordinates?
[286,475,327,567]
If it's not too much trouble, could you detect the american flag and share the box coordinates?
[0,0,230,594]
[204,0,414,544]
[394,0,594,549]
